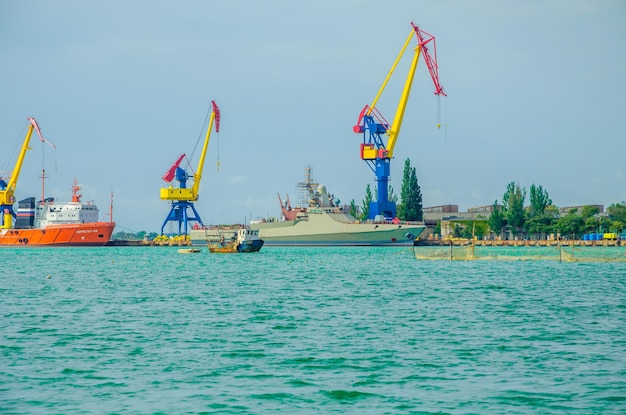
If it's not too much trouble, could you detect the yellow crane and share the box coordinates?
[1,117,47,229]
[159,101,220,235]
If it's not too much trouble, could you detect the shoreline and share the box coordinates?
[416,239,622,247]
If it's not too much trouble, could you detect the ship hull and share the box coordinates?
[0,222,115,246]
[190,223,424,247]
[237,239,264,252]
[238,166,425,247]
[208,239,264,253]
[249,215,425,246]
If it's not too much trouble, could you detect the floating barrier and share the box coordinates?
[413,241,625,262]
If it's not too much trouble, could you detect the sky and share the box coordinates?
[1,0,625,233]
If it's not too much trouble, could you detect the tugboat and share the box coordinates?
[208,228,264,253]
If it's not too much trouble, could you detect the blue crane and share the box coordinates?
[353,23,446,220]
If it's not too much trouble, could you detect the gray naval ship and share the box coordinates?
[189,167,425,247]
[247,167,425,246]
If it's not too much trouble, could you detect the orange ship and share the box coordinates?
[0,223,115,246]
[0,118,115,246]
[0,188,115,246]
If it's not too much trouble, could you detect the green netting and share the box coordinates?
[413,244,626,262]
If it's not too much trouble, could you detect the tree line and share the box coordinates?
[488,182,626,240]
[351,162,625,240]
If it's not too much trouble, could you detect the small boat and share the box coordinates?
[208,228,264,253]
[178,248,202,254]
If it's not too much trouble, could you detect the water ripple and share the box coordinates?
[1,246,625,414]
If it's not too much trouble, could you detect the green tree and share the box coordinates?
[398,158,412,220]
[388,185,398,203]
[610,220,624,233]
[503,182,526,237]
[608,202,626,230]
[584,216,599,234]
[598,216,612,233]
[473,221,489,239]
[501,182,515,211]
[524,213,555,239]
[371,186,397,207]
[407,167,423,221]
[452,223,463,238]
[580,205,600,220]
[453,220,488,239]
[524,205,558,239]
[528,184,552,217]
[554,212,584,239]
[361,184,372,221]
[349,199,358,218]
[578,206,601,234]
[488,200,504,238]
[398,158,423,221]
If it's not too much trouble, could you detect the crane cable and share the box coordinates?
[444,95,448,142]
[437,94,448,143]
[437,95,441,129]
[216,133,220,172]
[40,132,58,174]
[0,121,57,184]
[190,103,220,174]
[0,129,23,182]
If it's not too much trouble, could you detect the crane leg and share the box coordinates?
[161,201,205,236]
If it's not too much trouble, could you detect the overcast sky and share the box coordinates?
[1,1,625,233]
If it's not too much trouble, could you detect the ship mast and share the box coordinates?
[39,169,47,204]
[71,179,82,203]
[38,128,56,205]
[109,191,113,224]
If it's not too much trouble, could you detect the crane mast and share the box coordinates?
[159,100,221,235]
[1,117,46,229]
[353,23,445,220]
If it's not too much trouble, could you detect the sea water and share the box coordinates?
[1,246,625,414]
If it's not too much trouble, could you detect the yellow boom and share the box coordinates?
[1,118,45,229]
[366,30,423,160]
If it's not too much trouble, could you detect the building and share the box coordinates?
[558,205,604,215]
[423,205,458,214]
[423,205,492,226]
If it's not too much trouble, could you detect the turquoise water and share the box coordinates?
[2,246,625,414]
